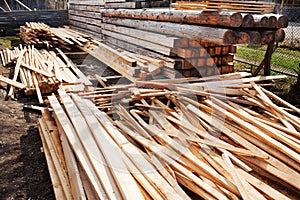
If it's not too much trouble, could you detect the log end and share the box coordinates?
[275,29,285,43]
[277,15,289,28]
[249,31,261,44]
[230,12,243,27]
[223,30,238,45]
[241,14,254,28]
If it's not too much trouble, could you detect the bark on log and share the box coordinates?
[268,15,277,28]
[260,31,275,45]
[241,14,254,27]
[247,31,261,44]
[253,15,269,27]
[237,32,250,44]
[275,29,285,43]
[103,18,238,45]
[101,9,243,27]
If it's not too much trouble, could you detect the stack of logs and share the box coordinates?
[0,45,92,103]
[38,72,300,199]
[68,6,288,78]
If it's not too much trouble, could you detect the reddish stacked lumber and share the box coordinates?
[38,72,300,199]
[19,22,284,81]
[0,45,92,103]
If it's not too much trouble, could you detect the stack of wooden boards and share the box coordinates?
[38,72,300,199]
[20,23,203,81]
[68,6,288,78]
[0,45,92,103]
[0,10,68,30]
[172,0,276,13]
[68,0,166,10]
[20,22,97,51]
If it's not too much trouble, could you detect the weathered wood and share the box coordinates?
[101,9,243,27]
[0,10,69,29]
[102,29,173,56]
[102,23,182,48]
[252,14,269,27]
[104,36,176,69]
[15,0,32,11]
[81,46,140,82]
[103,17,238,45]
[0,75,26,89]
[241,14,254,27]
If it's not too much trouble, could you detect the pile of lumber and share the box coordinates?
[0,45,92,102]
[69,0,166,10]
[67,5,288,78]
[172,0,276,13]
[20,20,285,81]
[20,22,95,50]
[0,10,68,30]
[19,23,188,81]
[38,72,300,199]
[99,8,286,77]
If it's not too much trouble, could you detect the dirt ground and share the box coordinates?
[0,63,55,199]
[0,41,120,200]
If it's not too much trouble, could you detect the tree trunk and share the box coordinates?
[101,8,243,27]
[103,17,238,45]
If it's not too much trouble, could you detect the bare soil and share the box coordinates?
[0,64,54,199]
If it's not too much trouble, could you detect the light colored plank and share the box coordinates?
[38,119,71,199]
[57,89,122,199]
[38,122,67,200]
[73,95,145,200]
[60,132,87,200]
[0,75,26,89]
[48,95,108,200]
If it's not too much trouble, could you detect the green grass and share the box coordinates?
[235,45,300,71]
[0,37,21,50]
[0,37,12,49]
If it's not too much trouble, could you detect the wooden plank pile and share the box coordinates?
[0,45,92,102]
[20,22,94,50]
[172,0,276,14]
[67,4,288,78]
[38,72,300,199]
[0,10,68,30]
[69,0,166,10]
[100,9,286,77]
[19,23,180,81]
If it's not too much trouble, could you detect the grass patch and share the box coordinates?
[0,37,12,49]
[235,45,300,71]
[0,36,20,49]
